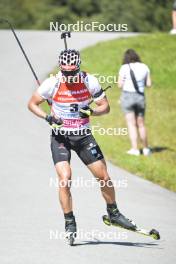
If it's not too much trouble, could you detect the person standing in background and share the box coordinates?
[170,0,176,34]
[118,49,152,156]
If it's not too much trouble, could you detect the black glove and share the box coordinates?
[45,115,63,129]
[79,106,93,118]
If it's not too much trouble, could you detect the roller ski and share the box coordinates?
[65,216,77,246]
[103,204,160,240]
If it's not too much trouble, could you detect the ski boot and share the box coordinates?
[65,216,77,246]
[107,204,136,231]
[103,203,160,240]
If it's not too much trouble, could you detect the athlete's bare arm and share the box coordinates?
[92,96,110,116]
[28,91,47,119]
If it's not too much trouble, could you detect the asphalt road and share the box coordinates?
[0,30,175,264]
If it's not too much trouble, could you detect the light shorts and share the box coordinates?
[121,91,146,117]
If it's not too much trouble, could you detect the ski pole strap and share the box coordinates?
[128,64,144,96]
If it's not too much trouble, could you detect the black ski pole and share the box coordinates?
[88,85,112,106]
[0,18,40,86]
[61,31,71,50]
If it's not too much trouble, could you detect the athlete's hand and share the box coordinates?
[45,115,63,129]
[79,106,93,118]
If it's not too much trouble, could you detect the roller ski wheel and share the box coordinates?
[149,229,160,240]
[103,215,160,240]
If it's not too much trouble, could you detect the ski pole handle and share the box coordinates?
[61,31,71,50]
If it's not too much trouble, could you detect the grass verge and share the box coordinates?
[43,33,176,191]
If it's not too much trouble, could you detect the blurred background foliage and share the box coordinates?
[0,0,174,31]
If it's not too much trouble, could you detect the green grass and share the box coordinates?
[45,33,176,192]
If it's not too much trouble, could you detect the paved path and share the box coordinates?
[0,30,175,264]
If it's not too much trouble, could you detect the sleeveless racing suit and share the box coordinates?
[37,71,105,165]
